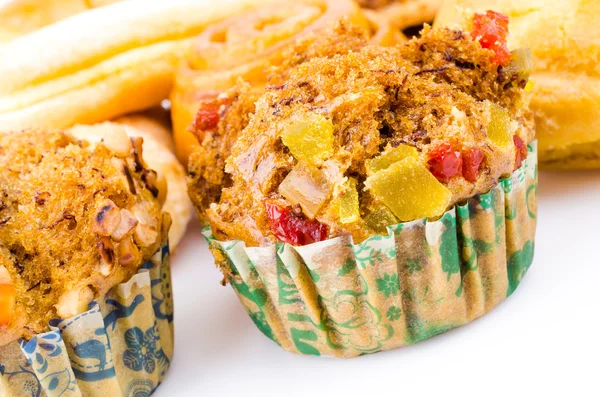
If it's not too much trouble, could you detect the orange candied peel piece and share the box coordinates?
[0,267,14,327]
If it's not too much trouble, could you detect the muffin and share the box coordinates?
[436,0,600,169]
[0,129,173,395]
[190,12,538,358]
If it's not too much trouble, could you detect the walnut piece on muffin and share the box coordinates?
[0,129,168,345]
[188,16,534,247]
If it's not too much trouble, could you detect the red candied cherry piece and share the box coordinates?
[462,147,485,182]
[264,202,328,246]
[192,102,221,131]
[428,142,463,183]
[513,135,528,170]
[472,10,511,65]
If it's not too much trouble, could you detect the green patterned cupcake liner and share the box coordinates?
[205,142,538,358]
[0,243,174,396]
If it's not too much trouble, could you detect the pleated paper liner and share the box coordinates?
[0,243,174,396]
[205,141,538,358]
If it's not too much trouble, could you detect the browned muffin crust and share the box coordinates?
[189,26,534,247]
[0,130,166,342]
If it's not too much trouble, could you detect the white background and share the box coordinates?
[156,169,600,397]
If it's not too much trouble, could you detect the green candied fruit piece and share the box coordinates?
[364,156,452,221]
[366,144,418,174]
[339,177,360,224]
[281,113,334,163]
[279,162,332,219]
[487,103,512,148]
[364,205,399,233]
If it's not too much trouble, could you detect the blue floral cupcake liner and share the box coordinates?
[0,243,174,396]
[205,142,538,358]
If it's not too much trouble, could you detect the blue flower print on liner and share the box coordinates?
[122,324,169,375]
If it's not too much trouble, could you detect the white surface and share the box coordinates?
[156,170,600,397]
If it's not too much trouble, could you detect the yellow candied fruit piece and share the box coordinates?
[487,103,512,148]
[280,113,334,163]
[366,144,418,174]
[279,162,332,219]
[364,205,399,233]
[339,178,360,224]
[364,156,452,221]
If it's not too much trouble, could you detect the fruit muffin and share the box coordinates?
[191,11,538,358]
[0,129,168,345]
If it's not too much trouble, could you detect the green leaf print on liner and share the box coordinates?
[526,184,538,219]
[507,241,535,296]
[405,258,422,274]
[386,306,402,322]
[406,315,455,344]
[338,259,357,277]
[230,280,276,342]
[276,256,302,305]
[440,216,460,282]
[249,311,277,343]
[376,273,399,298]
[291,328,320,356]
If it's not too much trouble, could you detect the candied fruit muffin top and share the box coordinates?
[189,20,534,247]
[0,130,167,344]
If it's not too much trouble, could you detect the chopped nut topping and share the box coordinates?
[141,169,159,198]
[55,285,94,319]
[130,137,148,172]
[118,235,142,266]
[97,236,116,265]
[132,202,159,248]
[111,209,138,241]
[92,199,121,236]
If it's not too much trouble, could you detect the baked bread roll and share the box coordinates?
[436,0,600,169]
[69,116,192,250]
[0,0,268,132]
[171,0,401,165]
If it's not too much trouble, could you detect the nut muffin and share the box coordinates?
[0,129,167,345]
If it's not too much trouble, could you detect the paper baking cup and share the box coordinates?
[205,142,538,358]
[0,243,174,396]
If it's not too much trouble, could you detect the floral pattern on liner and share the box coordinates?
[205,142,538,359]
[0,244,174,397]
